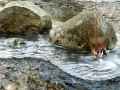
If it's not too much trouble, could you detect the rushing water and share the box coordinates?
[0,34,120,82]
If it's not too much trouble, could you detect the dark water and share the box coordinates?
[0,34,120,90]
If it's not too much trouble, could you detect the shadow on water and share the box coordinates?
[0,34,120,90]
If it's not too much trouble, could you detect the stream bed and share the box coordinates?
[0,34,120,85]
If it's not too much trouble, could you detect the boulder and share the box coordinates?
[49,10,117,54]
[34,0,84,21]
[0,1,52,34]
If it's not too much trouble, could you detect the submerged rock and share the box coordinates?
[0,1,52,34]
[50,10,117,53]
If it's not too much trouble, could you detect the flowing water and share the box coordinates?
[0,34,120,89]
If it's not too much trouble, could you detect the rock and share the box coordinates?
[0,1,52,34]
[98,1,120,33]
[33,0,84,21]
[0,0,8,6]
[4,83,16,90]
[49,10,117,54]
[0,57,87,90]
[6,0,84,21]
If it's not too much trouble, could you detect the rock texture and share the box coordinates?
[0,0,8,6]
[0,1,52,34]
[98,1,120,33]
[0,57,87,90]
[50,10,117,52]
[29,0,84,21]
[5,0,84,22]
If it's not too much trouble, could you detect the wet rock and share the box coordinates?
[5,0,84,21]
[50,10,117,53]
[0,57,87,90]
[0,1,52,35]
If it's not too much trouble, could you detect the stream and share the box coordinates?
[0,34,120,89]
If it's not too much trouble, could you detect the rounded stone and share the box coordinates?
[49,10,117,52]
[0,1,52,34]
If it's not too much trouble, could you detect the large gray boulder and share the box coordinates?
[50,10,117,54]
[0,1,52,34]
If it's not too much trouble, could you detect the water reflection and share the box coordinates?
[0,34,120,81]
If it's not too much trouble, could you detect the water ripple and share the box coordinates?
[0,34,120,81]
